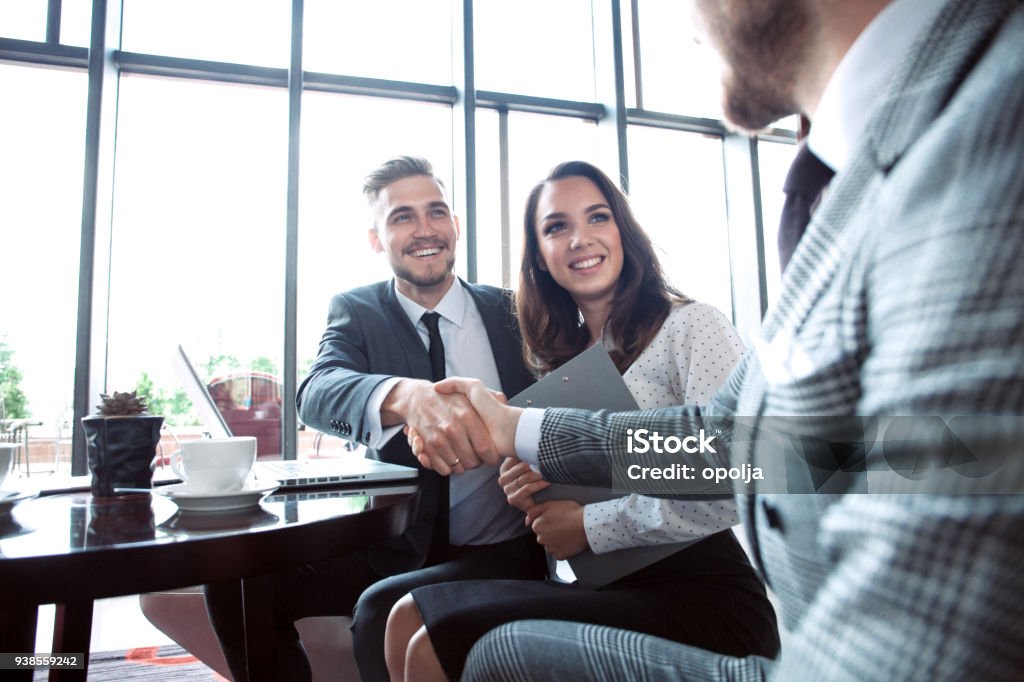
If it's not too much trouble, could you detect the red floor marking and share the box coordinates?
[125,646,200,666]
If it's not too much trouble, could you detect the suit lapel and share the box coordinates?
[463,281,523,395]
[380,280,434,381]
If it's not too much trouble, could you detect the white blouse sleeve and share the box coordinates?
[583,303,746,554]
[584,496,738,554]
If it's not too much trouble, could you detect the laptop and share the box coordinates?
[173,345,418,489]
[265,481,419,503]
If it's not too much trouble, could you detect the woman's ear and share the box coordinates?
[536,256,548,272]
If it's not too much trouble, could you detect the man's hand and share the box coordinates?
[526,500,588,560]
[498,456,549,513]
[382,378,498,474]
[409,377,523,473]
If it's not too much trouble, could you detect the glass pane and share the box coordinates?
[757,140,799,306]
[108,75,288,456]
[0,0,46,41]
[476,111,600,287]
[474,110,502,286]
[0,64,87,474]
[475,0,595,101]
[121,0,290,67]
[634,0,721,117]
[627,126,733,319]
[60,0,92,47]
[297,94,452,453]
[304,0,452,84]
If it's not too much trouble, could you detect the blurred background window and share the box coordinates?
[0,0,794,471]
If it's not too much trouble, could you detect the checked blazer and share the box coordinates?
[464,1,1024,680]
[296,278,533,574]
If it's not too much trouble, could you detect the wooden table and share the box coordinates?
[0,482,417,681]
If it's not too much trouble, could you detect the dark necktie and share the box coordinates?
[420,312,449,563]
[777,144,835,272]
[421,312,446,382]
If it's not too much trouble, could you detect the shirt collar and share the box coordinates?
[808,0,946,173]
[394,276,468,330]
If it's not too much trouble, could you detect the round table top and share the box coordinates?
[0,482,418,604]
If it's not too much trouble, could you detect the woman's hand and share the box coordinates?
[498,456,550,512]
[526,500,588,560]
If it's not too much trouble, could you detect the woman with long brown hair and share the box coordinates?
[385,161,779,682]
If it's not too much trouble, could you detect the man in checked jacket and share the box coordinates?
[414,1,1024,680]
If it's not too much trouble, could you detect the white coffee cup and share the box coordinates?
[0,443,17,490]
[170,437,257,493]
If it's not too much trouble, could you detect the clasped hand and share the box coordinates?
[405,383,589,559]
[404,377,521,473]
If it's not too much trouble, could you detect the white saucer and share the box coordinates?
[154,480,279,513]
[0,490,38,515]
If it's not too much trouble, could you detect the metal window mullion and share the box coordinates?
[721,134,768,345]
[0,37,88,67]
[627,109,728,136]
[46,0,62,44]
[72,0,123,475]
[282,0,303,460]
[498,108,510,288]
[303,72,456,103]
[453,0,477,282]
[475,91,604,121]
[593,0,629,191]
[629,0,642,110]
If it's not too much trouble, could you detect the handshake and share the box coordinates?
[392,377,525,476]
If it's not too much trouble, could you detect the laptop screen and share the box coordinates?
[171,344,232,439]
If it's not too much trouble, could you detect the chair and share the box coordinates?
[207,372,283,459]
[139,588,360,681]
[0,417,46,477]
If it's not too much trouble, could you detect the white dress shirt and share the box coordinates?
[809,0,946,173]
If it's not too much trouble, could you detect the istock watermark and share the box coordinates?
[604,415,1024,496]
[626,428,718,454]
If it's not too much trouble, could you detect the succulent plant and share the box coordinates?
[96,390,149,417]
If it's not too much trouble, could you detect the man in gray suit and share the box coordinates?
[206,156,545,682]
[419,1,1024,680]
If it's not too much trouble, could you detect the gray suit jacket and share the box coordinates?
[296,278,533,573]
[489,1,1024,680]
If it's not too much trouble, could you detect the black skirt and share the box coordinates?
[411,530,780,680]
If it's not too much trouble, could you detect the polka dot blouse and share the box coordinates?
[583,302,746,555]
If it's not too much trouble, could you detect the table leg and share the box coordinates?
[49,601,93,682]
[0,604,37,682]
[241,575,275,682]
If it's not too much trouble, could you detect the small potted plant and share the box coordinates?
[82,391,164,496]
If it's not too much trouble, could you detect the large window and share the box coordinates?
[304,0,453,84]
[107,75,288,442]
[629,0,721,117]
[627,126,732,316]
[1,0,794,470]
[475,0,596,102]
[0,1,47,42]
[297,94,453,379]
[0,64,87,439]
[476,111,600,287]
[121,0,291,67]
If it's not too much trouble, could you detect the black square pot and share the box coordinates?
[82,415,165,496]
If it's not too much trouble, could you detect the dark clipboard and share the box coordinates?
[508,343,686,588]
